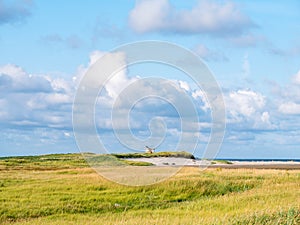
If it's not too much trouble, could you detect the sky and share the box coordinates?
[0,0,300,159]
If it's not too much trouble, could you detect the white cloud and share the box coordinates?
[225,90,273,129]
[223,89,277,132]
[0,64,52,93]
[64,132,71,137]
[26,92,72,111]
[273,70,300,117]
[0,99,8,119]
[278,102,300,115]
[261,111,270,123]
[192,89,210,112]
[292,70,300,85]
[3,50,298,155]
[0,64,26,77]
[89,50,105,66]
[74,50,137,103]
[226,89,265,120]
[72,51,107,85]
[129,0,255,36]
[50,78,72,93]
[45,93,72,105]
[129,0,170,33]
[178,80,190,91]
[0,63,74,129]
[253,111,275,130]
[105,69,136,100]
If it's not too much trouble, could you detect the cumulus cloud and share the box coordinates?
[129,0,170,33]
[292,70,300,85]
[278,102,300,115]
[74,50,137,103]
[73,51,203,151]
[105,68,136,100]
[178,80,190,91]
[0,52,204,154]
[274,70,300,114]
[227,89,265,118]
[262,69,300,136]
[260,111,270,123]
[0,64,52,93]
[192,89,210,112]
[27,93,72,110]
[129,0,255,36]
[5,50,299,155]
[0,0,33,25]
[0,64,74,129]
[0,98,8,119]
[224,89,275,130]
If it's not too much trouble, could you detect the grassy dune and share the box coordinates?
[0,154,299,224]
[112,151,195,159]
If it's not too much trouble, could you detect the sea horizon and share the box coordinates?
[1,151,299,162]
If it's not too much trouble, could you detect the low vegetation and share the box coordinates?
[0,153,88,170]
[119,159,154,166]
[0,153,299,224]
[112,151,195,159]
[211,159,233,165]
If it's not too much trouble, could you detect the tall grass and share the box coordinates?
[0,154,299,224]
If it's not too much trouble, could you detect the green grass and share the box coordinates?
[120,160,154,166]
[0,153,154,169]
[211,159,233,164]
[0,153,88,170]
[229,208,300,225]
[0,153,299,224]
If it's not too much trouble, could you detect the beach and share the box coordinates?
[126,157,300,169]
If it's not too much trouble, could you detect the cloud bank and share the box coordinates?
[129,0,255,36]
[1,50,300,157]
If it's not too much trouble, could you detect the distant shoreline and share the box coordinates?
[205,164,300,170]
[126,157,300,170]
[1,152,300,162]
[212,158,300,162]
[1,153,300,170]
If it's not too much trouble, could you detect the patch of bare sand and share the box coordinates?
[126,157,300,169]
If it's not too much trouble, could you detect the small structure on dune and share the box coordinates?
[145,146,155,154]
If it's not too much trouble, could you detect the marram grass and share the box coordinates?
[0,154,299,224]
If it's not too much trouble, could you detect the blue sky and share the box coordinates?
[0,0,300,159]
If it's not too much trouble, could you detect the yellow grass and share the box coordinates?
[0,155,299,224]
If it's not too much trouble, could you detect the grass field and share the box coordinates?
[0,153,299,224]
